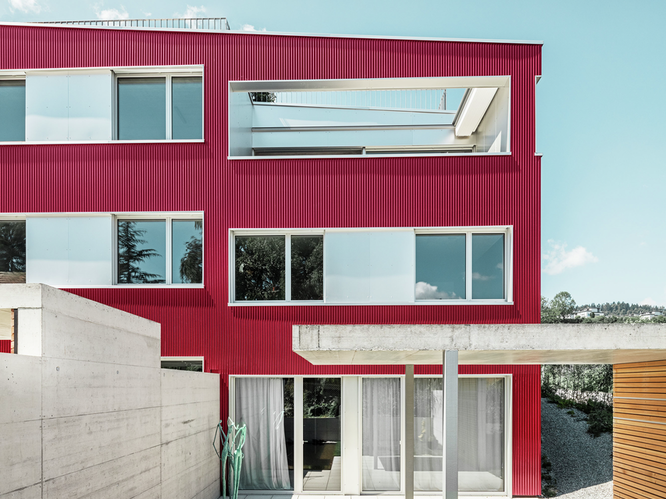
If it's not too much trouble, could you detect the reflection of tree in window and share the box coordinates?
[291,236,323,300]
[235,236,285,301]
[117,221,162,283]
[0,221,26,283]
[179,220,202,284]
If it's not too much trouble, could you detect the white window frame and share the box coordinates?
[0,65,204,145]
[229,226,512,306]
[230,229,325,305]
[114,212,204,287]
[415,225,513,304]
[161,356,205,372]
[229,373,512,497]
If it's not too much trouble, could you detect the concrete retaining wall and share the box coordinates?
[0,284,220,499]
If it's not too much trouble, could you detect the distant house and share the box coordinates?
[576,307,605,319]
[641,311,663,320]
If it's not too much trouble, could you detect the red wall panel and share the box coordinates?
[0,340,10,354]
[0,25,542,495]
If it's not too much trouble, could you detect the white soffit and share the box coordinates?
[455,87,498,137]
[229,76,509,93]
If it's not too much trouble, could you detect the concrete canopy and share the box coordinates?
[292,323,666,365]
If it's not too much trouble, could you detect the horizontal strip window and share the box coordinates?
[229,226,512,305]
[0,213,202,287]
[0,66,203,144]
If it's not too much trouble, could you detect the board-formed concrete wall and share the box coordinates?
[0,284,220,499]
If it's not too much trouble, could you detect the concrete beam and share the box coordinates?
[293,323,666,365]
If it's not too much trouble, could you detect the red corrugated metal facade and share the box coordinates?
[0,340,10,354]
[0,25,542,496]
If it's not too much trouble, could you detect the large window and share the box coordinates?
[234,234,324,302]
[0,80,25,142]
[415,231,506,301]
[118,76,203,140]
[0,67,202,143]
[231,227,510,304]
[232,375,510,495]
[117,216,202,285]
[0,220,26,283]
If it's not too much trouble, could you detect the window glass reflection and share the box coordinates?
[291,235,323,300]
[172,220,202,284]
[235,236,285,301]
[415,235,466,300]
[472,234,504,299]
[117,78,166,140]
[117,220,166,283]
[0,81,26,142]
[0,221,26,283]
[172,77,202,140]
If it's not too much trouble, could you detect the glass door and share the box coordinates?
[302,377,342,491]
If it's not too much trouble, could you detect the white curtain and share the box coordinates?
[458,378,504,478]
[415,377,505,492]
[235,378,291,490]
[362,378,401,491]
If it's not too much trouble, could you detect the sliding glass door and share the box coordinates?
[302,377,342,491]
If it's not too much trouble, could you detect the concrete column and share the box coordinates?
[405,364,414,499]
[443,350,458,499]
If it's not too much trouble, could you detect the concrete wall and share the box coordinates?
[0,284,220,499]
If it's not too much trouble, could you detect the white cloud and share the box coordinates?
[542,240,598,275]
[8,0,42,14]
[176,5,206,18]
[640,297,657,306]
[241,23,267,32]
[96,6,129,19]
[415,281,458,300]
[472,272,495,282]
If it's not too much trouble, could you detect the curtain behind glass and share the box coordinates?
[362,378,401,491]
[414,377,505,493]
[235,378,292,490]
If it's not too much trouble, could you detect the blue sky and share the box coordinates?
[3,0,665,306]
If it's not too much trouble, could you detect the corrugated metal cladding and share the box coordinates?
[0,26,542,495]
[0,340,10,354]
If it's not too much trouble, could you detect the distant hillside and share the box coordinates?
[579,302,666,317]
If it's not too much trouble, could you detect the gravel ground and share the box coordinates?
[541,398,613,498]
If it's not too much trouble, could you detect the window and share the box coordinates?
[161,357,204,372]
[0,80,25,142]
[0,66,202,144]
[234,234,323,302]
[117,216,202,285]
[416,231,507,301]
[231,227,509,304]
[0,220,26,283]
[229,76,510,158]
[117,75,203,140]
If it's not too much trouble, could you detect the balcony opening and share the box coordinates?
[229,76,510,159]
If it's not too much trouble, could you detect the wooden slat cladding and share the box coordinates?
[615,360,666,499]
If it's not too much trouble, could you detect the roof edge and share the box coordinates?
[0,21,544,45]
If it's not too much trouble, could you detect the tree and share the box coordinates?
[291,236,323,300]
[117,221,161,283]
[235,236,285,300]
[179,221,202,283]
[541,295,560,323]
[0,221,26,272]
[250,92,277,103]
[550,291,577,321]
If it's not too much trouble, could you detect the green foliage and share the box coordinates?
[303,378,340,418]
[542,364,613,393]
[179,220,203,283]
[235,236,285,300]
[250,92,277,103]
[291,236,323,300]
[581,301,666,317]
[550,291,577,320]
[541,454,558,497]
[117,221,162,283]
[0,221,26,272]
